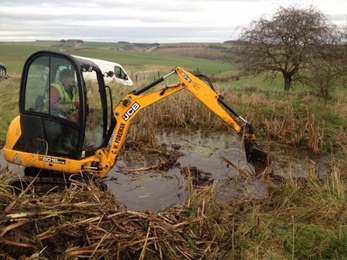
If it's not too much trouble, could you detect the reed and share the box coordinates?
[2,164,347,259]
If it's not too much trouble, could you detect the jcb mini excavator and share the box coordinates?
[3,50,269,190]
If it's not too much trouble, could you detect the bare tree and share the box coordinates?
[302,28,346,105]
[234,5,334,91]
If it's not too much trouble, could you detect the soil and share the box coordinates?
[0,128,330,212]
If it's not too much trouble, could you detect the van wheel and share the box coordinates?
[0,67,6,78]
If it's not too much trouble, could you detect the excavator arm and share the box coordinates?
[99,67,269,177]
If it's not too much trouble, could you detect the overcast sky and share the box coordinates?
[1,0,347,43]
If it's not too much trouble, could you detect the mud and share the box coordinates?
[0,128,330,212]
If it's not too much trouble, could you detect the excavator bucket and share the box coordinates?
[244,139,270,175]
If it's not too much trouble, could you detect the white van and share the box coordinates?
[72,55,134,86]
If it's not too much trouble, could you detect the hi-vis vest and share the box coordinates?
[45,81,76,115]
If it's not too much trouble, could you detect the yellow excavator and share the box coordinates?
[3,50,269,190]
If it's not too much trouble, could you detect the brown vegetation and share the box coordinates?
[0,165,255,259]
[2,157,347,259]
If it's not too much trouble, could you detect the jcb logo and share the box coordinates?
[123,102,140,121]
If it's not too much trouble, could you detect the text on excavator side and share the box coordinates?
[122,102,140,121]
[180,72,192,83]
[115,123,126,144]
[39,156,66,165]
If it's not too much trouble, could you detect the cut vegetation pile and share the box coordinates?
[2,163,347,259]
[0,165,239,260]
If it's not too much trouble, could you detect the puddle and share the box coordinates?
[0,128,330,212]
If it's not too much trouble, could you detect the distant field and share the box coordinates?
[0,41,235,77]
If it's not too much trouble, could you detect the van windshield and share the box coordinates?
[114,66,127,80]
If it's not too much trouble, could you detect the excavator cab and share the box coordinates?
[5,50,109,162]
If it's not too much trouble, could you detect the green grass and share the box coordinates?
[0,44,59,74]
[70,48,234,74]
[0,42,235,75]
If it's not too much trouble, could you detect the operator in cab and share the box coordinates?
[44,69,78,121]
[44,69,79,153]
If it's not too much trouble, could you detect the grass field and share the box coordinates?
[0,41,235,76]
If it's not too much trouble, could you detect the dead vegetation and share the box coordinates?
[2,160,347,259]
[0,165,243,260]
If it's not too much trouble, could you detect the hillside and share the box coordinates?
[55,41,233,61]
[134,43,232,61]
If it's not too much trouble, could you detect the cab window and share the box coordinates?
[24,56,79,118]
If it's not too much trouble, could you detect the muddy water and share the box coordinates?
[0,128,329,212]
[107,126,330,211]
[106,128,260,211]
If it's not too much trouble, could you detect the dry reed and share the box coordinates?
[0,166,239,260]
[1,147,347,259]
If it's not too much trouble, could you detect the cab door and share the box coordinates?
[15,51,86,159]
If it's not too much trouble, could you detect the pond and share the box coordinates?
[0,128,330,212]
[93,127,330,211]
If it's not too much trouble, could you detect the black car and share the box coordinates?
[0,63,7,78]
